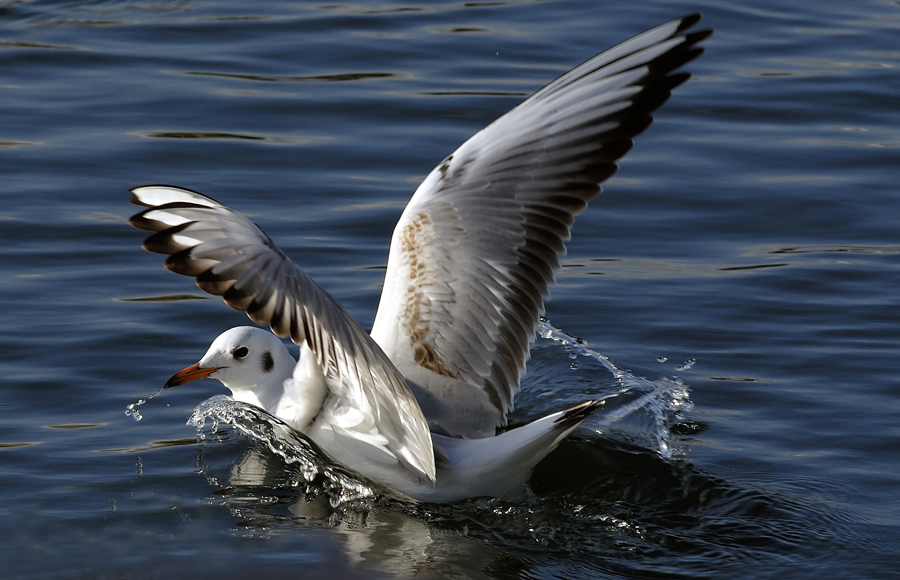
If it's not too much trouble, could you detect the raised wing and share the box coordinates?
[370,14,710,437]
[130,185,436,482]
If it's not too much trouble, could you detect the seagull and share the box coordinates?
[130,14,709,503]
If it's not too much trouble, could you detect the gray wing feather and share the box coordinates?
[370,14,710,437]
[130,186,436,482]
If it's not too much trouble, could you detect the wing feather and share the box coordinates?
[370,14,710,437]
[129,186,436,482]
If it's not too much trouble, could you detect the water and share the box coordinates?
[1,0,898,578]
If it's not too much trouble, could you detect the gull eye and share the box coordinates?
[233,346,249,360]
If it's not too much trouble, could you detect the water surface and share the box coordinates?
[1,0,898,578]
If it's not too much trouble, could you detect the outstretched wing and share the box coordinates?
[130,185,436,482]
[370,14,710,437]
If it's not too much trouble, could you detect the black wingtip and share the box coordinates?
[673,13,712,62]
[676,12,703,33]
[553,400,605,430]
[685,28,713,46]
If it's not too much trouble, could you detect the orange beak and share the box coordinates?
[163,362,223,389]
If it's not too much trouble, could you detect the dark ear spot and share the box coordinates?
[261,351,275,373]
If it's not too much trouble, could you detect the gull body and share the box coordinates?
[167,325,603,501]
[133,15,710,502]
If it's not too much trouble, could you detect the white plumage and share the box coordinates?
[131,14,710,502]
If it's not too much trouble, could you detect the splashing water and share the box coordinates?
[133,322,694,504]
[187,395,378,506]
[537,320,694,460]
[676,358,697,371]
[124,400,144,421]
[125,387,164,422]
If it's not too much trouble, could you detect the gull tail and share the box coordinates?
[424,400,604,502]
[553,400,605,430]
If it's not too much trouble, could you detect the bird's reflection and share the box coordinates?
[201,445,522,579]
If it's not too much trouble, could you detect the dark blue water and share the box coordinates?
[2,0,898,578]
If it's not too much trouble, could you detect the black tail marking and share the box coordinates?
[553,400,605,430]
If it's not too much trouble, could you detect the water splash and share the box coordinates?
[125,387,164,422]
[537,320,694,460]
[187,395,378,506]
[145,323,693,506]
[124,400,144,421]
[676,358,697,371]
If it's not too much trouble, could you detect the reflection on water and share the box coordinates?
[206,445,504,577]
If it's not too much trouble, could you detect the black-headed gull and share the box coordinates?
[130,14,710,502]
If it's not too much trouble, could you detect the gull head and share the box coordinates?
[164,326,296,405]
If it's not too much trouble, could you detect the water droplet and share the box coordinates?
[657,357,668,363]
[125,400,145,422]
[125,388,164,422]
[675,358,696,371]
